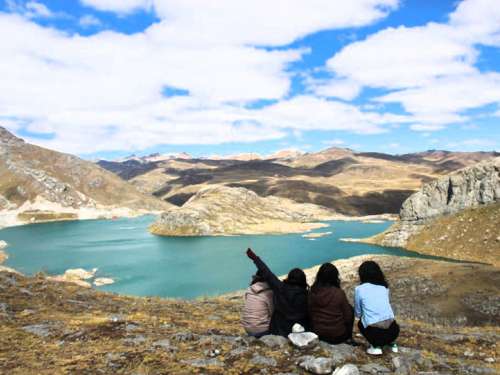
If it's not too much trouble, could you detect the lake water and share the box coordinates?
[1,216,425,299]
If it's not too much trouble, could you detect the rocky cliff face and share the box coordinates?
[374,157,500,248]
[150,185,335,236]
[0,126,171,226]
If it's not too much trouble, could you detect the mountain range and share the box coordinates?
[98,146,499,216]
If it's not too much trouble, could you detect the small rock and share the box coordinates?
[320,342,357,365]
[250,354,277,367]
[260,334,288,348]
[172,332,198,341]
[19,288,33,296]
[109,314,126,323]
[333,364,360,375]
[182,358,223,367]
[464,349,474,357]
[228,347,249,358]
[288,332,319,349]
[462,365,497,374]
[65,268,97,280]
[205,348,221,357]
[22,324,52,338]
[292,323,305,333]
[94,277,114,286]
[360,363,391,374]
[299,357,334,374]
[123,335,146,345]
[0,240,7,249]
[152,339,177,352]
[125,323,139,332]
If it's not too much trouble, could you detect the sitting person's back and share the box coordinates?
[241,272,273,337]
[271,276,309,335]
[309,263,354,344]
[355,261,399,355]
[246,248,309,336]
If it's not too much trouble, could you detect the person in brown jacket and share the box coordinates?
[309,263,354,344]
[241,270,274,337]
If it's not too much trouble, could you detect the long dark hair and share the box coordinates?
[284,268,308,289]
[312,263,340,290]
[358,261,388,288]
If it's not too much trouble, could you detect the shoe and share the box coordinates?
[389,342,398,353]
[366,345,383,355]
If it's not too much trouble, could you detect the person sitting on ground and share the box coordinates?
[354,260,400,355]
[246,248,309,336]
[241,270,274,338]
[309,263,355,345]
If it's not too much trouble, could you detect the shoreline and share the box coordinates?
[0,207,162,231]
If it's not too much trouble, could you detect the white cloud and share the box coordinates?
[0,1,401,154]
[80,0,153,14]
[310,78,362,101]
[6,0,55,19]
[148,0,399,47]
[79,14,102,28]
[319,0,500,130]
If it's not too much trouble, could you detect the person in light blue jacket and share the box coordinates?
[354,261,399,355]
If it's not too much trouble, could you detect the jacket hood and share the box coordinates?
[310,286,338,307]
[250,281,271,294]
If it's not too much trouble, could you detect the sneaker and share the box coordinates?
[389,343,398,353]
[366,345,383,355]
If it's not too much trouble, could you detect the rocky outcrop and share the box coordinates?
[0,126,171,227]
[374,158,500,248]
[150,186,335,236]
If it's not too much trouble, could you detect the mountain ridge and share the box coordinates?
[0,126,172,227]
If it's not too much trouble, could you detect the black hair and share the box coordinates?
[284,268,308,289]
[312,263,341,290]
[358,261,388,288]
[251,269,265,285]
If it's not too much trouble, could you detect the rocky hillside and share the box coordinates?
[0,127,171,227]
[149,186,336,236]
[367,157,500,264]
[1,255,498,374]
[98,148,499,216]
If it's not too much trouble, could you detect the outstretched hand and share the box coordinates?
[246,248,258,260]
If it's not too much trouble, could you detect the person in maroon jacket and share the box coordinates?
[309,263,355,345]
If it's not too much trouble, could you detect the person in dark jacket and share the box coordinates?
[309,263,354,344]
[246,248,309,336]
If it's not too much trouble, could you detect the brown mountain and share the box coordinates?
[98,147,498,216]
[0,127,171,226]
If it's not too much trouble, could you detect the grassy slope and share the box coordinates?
[1,256,499,374]
[406,203,500,266]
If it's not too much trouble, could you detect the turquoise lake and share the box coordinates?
[0,216,424,299]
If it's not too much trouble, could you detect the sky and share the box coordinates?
[0,0,499,159]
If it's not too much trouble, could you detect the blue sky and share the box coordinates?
[0,0,499,159]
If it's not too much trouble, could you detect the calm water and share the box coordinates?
[1,216,424,299]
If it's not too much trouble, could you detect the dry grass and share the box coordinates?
[407,203,500,266]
